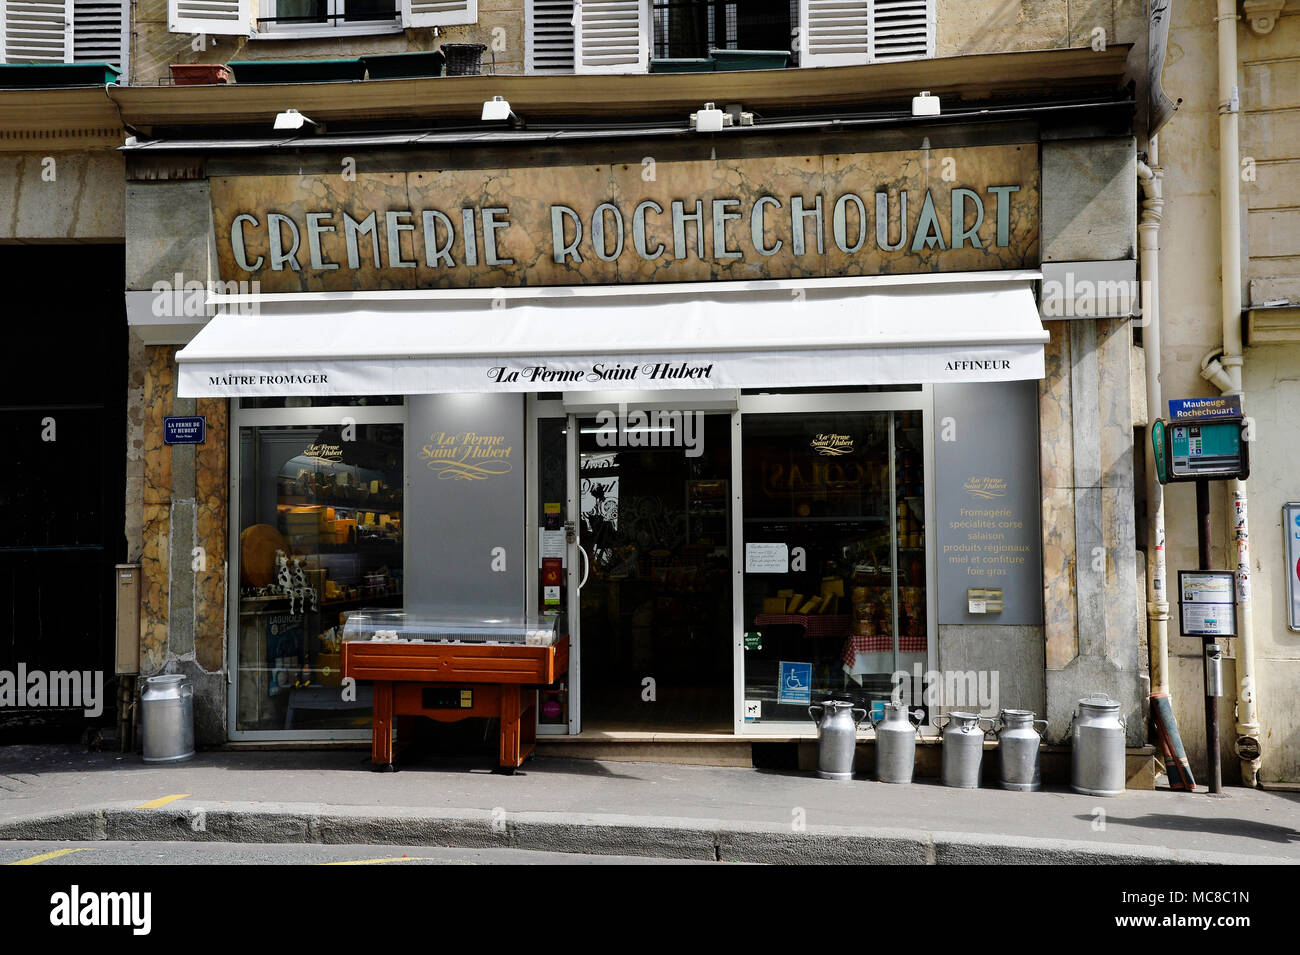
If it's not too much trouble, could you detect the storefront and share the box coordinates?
[123,90,1144,751]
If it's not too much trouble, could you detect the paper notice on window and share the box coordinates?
[540,529,566,567]
[745,542,789,573]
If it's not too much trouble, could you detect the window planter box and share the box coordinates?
[361,50,445,80]
[0,62,121,87]
[228,58,366,84]
[709,49,790,71]
[169,64,232,86]
[650,58,716,73]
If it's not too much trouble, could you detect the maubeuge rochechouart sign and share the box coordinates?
[211,144,1038,291]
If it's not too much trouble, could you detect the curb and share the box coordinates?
[0,803,1291,865]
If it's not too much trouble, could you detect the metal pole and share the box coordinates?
[1196,479,1222,794]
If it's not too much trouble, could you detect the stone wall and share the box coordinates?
[139,346,229,744]
[0,151,123,241]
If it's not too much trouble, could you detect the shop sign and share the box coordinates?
[933,381,1043,625]
[211,143,1038,292]
[1284,504,1300,633]
[163,415,206,445]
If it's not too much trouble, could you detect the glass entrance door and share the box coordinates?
[574,411,733,729]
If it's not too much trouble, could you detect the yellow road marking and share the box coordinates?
[323,856,446,866]
[9,848,92,865]
[135,793,190,809]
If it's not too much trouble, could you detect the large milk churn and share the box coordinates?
[995,709,1048,792]
[870,700,921,784]
[1071,693,1126,796]
[141,674,195,763]
[937,711,991,788]
[808,700,867,780]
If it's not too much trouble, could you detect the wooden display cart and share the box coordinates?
[342,635,568,773]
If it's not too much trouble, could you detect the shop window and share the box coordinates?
[235,421,403,732]
[741,409,927,725]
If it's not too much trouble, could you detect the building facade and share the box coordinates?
[4,0,1294,786]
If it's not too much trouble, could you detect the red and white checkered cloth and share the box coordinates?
[841,633,928,666]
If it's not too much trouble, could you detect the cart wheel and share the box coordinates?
[373,762,396,773]
[498,765,517,776]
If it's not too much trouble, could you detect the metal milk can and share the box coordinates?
[870,700,921,784]
[141,674,195,763]
[1071,693,1126,796]
[936,711,991,788]
[809,700,867,780]
[996,709,1048,792]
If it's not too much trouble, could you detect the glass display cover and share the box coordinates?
[342,611,560,646]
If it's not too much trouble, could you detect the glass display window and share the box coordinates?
[740,408,930,727]
[233,413,403,734]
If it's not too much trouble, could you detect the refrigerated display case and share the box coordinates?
[341,612,568,772]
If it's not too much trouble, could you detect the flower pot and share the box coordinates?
[229,58,366,84]
[169,63,232,86]
[441,43,487,76]
[361,50,445,80]
[709,49,790,71]
[0,62,121,87]
[650,58,715,73]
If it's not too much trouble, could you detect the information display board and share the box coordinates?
[1177,570,1238,638]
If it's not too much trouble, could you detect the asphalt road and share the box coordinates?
[0,839,721,865]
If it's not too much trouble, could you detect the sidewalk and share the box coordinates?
[1,745,1297,864]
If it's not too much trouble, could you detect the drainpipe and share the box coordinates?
[1199,0,1262,787]
[1137,144,1168,698]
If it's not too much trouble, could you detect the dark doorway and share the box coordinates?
[0,245,128,741]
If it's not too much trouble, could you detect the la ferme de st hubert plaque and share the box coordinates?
[211,144,1039,292]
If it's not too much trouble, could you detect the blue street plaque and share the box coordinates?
[1167,395,1242,421]
[163,415,207,445]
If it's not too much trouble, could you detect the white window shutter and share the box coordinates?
[168,0,251,36]
[799,0,868,67]
[573,0,647,74]
[3,0,74,62]
[870,0,932,62]
[526,0,574,74]
[72,0,126,70]
[401,0,476,28]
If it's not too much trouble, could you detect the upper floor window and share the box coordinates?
[1,0,127,72]
[527,0,933,74]
[167,0,473,39]
[257,0,400,35]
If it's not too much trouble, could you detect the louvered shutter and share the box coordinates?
[526,0,574,74]
[870,0,931,61]
[168,0,250,36]
[573,0,646,74]
[400,0,476,28]
[72,0,125,70]
[3,0,74,62]
[799,0,868,67]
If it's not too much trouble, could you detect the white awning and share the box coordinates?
[175,272,1048,398]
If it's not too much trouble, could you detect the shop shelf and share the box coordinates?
[229,58,365,84]
[709,49,789,71]
[361,50,445,80]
